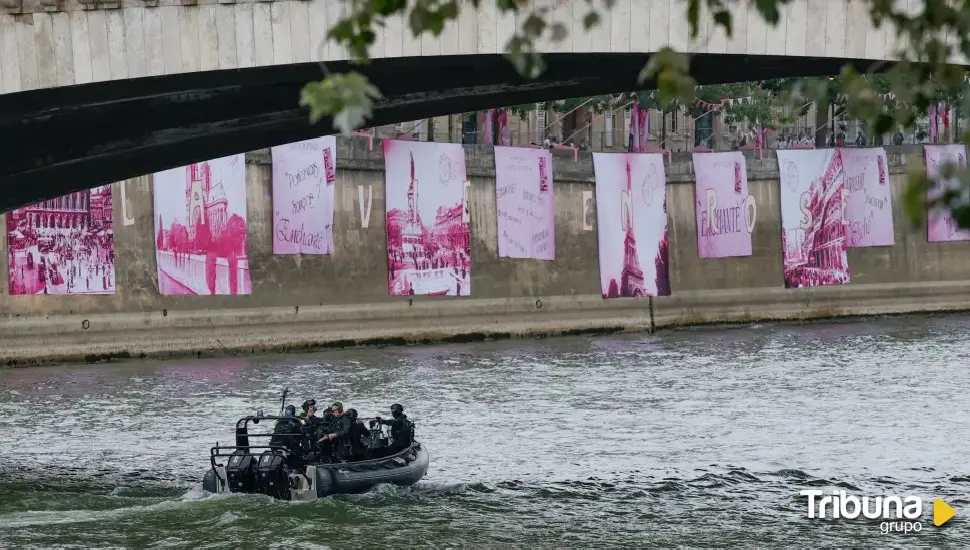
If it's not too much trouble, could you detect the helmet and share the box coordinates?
[284,405,296,417]
[301,399,316,412]
[390,404,404,416]
[347,408,358,420]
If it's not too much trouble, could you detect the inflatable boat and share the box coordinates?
[201,412,429,501]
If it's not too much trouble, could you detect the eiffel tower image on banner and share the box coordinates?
[620,159,645,297]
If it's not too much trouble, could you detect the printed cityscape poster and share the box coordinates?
[384,140,471,297]
[593,152,671,298]
[152,155,253,296]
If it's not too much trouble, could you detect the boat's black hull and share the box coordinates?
[202,443,429,500]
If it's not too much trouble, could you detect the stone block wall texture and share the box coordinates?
[1,138,969,364]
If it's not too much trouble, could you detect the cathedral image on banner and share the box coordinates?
[152,155,253,296]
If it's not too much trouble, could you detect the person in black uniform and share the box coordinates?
[299,399,326,460]
[345,408,371,460]
[376,403,412,453]
[270,404,303,460]
[319,402,354,461]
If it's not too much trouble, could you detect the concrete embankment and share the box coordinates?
[1,140,969,366]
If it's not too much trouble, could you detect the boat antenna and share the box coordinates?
[280,388,290,415]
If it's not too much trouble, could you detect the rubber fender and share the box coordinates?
[312,466,336,498]
[202,468,219,493]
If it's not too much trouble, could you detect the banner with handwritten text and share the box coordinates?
[841,147,895,247]
[494,146,555,260]
[270,136,337,254]
[691,152,755,258]
[924,144,970,242]
[776,149,850,288]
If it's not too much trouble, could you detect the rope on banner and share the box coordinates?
[352,129,374,150]
[552,144,579,161]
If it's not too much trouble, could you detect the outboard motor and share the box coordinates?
[224,449,258,493]
[366,420,388,453]
[256,450,289,500]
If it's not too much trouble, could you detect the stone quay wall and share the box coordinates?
[1,138,969,365]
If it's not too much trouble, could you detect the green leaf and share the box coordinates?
[713,10,732,37]
[550,22,568,42]
[754,0,781,25]
[686,0,700,38]
[300,72,383,135]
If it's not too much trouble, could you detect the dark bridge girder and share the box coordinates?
[0,52,880,212]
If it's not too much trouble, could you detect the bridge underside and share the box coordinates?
[0,53,883,212]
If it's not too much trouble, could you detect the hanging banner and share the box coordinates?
[6,186,116,295]
[152,154,252,296]
[498,109,511,146]
[481,109,495,145]
[776,149,850,288]
[628,101,641,152]
[593,152,671,298]
[638,106,649,152]
[840,147,895,247]
[270,136,336,255]
[494,146,555,260]
[384,140,471,296]
[691,151,755,258]
[925,144,970,242]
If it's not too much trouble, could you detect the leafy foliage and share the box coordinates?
[304,0,970,229]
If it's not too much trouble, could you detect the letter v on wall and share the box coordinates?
[358,185,373,228]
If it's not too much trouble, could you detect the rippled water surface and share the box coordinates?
[2,314,970,546]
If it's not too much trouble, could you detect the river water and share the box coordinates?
[1,314,969,547]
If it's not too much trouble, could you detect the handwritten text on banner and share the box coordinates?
[494,146,556,260]
[270,136,337,254]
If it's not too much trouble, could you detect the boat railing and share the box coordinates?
[210,443,290,470]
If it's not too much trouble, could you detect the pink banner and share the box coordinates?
[498,109,511,146]
[925,144,970,242]
[841,147,895,247]
[384,140,471,296]
[629,102,641,152]
[638,107,649,152]
[481,110,494,145]
[494,146,555,260]
[691,152,755,258]
[6,186,116,295]
[593,152,671,298]
[776,149,850,288]
[152,155,252,295]
[270,136,336,255]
